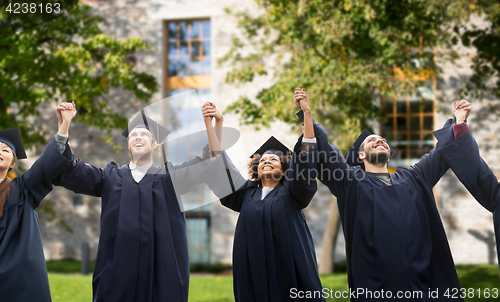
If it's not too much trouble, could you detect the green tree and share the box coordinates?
[220,0,473,273]
[456,1,500,100]
[0,3,158,148]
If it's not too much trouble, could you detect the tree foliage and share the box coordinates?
[0,4,158,148]
[220,0,474,148]
[457,1,500,99]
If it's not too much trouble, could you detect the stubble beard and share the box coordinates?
[366,149,390,165]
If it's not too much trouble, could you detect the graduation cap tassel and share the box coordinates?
[162,144,167,164]
[156,123,161,157]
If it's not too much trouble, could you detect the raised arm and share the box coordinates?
[50,102,105,197]
[411,100,473,188]
[202,101,223,155]
[168,102,245,196]
[293,89,350,196]
[284,143,319,209]
[20,102,76,206]
[281,88,318,208]
[435,101,499,211]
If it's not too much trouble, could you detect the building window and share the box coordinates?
[381,46,436,169]
[381,80,435,169]
[164,19,212,264]
[186,204,211,263]
[165,20,211,90]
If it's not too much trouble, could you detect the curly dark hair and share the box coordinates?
[247,153,291,185]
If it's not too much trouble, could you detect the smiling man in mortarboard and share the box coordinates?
[53,103,231,302]
[294,89,473,301]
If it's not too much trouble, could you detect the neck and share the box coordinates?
[364,161,388,173]
[0,170,8,180]
[260,177,280,188]
[131,155,152,167]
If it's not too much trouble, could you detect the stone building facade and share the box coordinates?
[32,0,498,267]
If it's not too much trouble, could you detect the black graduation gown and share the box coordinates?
[0,138,73,302]
[436,123,500,273]
[219,145,325,302]
[53,148,213,302]
[313,122,463,301]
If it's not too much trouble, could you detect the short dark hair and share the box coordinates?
[359,141,366,153]
[247,153,291,184]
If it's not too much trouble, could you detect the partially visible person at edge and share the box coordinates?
[434,100,500,273]
[0,102,76,302]
[202,90,326,302]
[52,101,229,302]
[293,88,472,302]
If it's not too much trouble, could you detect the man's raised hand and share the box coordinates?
[57,102,77,130]
[293,88,310,112]
[453,100,472,124]
[202,101,223,122]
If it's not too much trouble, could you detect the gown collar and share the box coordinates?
[129,161,153,172]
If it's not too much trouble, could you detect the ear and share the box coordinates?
[9,162,15,170]
[153,141,158,149]
[358,151,366,160]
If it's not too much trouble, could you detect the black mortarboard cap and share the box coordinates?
[121,110,171,144]
[344,129,396,167]
[250,136,292,158]
[0,128,27,159]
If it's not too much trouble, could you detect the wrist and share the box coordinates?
[302,107,311,114]
[58,120,71,134]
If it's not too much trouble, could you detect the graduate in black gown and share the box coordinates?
[53,105,226,302]
[0,103,75,302]
[435,100,500,271]
[203,96,325,302]
[293,89,467,301]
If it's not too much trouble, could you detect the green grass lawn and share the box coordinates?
[49,265,500,302]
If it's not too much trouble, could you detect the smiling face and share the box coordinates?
[127,128,158,162]
[0,142,16,175]
[257,153,285,181]
[359,134,391,165]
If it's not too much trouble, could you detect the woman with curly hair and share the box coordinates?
[203,89,325,302]
[0,102,76,302]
